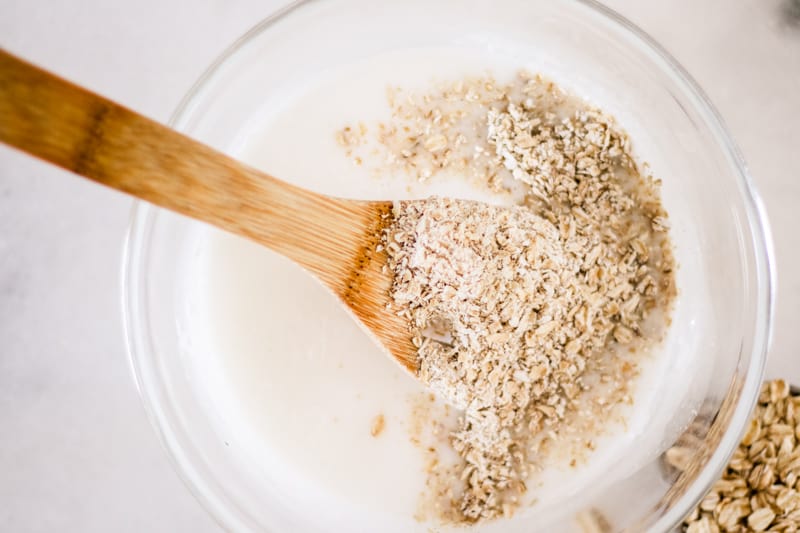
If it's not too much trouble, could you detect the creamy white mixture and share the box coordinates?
[178,49,697,531]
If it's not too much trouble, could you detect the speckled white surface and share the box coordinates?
[0,0,798,531]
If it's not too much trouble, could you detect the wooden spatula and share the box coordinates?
[0,49,418,373]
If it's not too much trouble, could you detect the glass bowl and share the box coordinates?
[122,0,774,530]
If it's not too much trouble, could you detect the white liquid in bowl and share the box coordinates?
[177,48,697,532]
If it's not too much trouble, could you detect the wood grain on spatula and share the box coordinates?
[0,49,418,373]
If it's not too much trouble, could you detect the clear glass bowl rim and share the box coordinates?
[122,0,776,530]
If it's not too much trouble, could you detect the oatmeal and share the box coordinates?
[341,72,676,523]
[370,413,386,437]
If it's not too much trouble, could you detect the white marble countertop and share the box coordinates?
[1,1,798,531]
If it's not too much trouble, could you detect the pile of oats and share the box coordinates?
[385,198,568,518]
[682,381,800,533]
[341,72,676,523]
[386,198,565,409]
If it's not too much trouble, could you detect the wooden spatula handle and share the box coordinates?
[0,50,421,372]
[0,49,373,284]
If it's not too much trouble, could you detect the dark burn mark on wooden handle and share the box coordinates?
[72,102,110,177]
[340,203,393,307]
